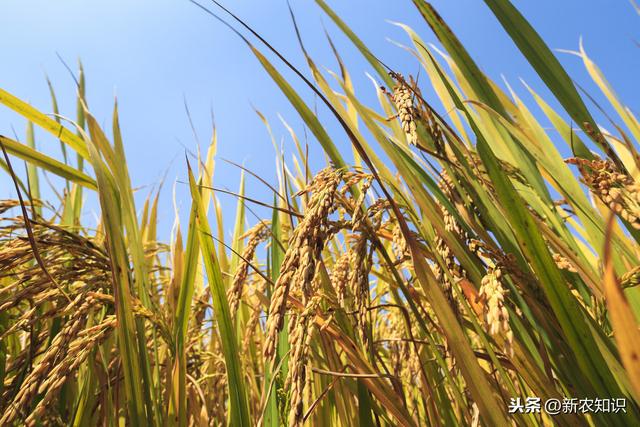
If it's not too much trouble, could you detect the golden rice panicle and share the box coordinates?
[391,222,409,262]
[27,316,116,426]
[242,278,267,353]
[621,266,640,290]
[391,313,411,375]
[0,293,93,425]
[437,170,472,239]
[479,266,513,356]
[552,253,577,273]
[227,220,270,317]
[263,168,340,361]
[286,297,319,427]
[350,175,373,230]
[391,75,419,146]
[209,338,229,420]
[568,156,640,229]
[263,266,294,361]
[431,225,465,314]
[340,170,370,192]
[348,234,372,346]
[432,173,469,312]
[330,252,350,306]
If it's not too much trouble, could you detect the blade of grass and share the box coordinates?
[0,88,88,159]
[24,122,41,217]
[79,127,150,425]
[0,135,96,190]
[187,160,251,427]
[481,0,618,163]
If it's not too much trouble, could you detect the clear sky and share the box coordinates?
[1,0,638,240]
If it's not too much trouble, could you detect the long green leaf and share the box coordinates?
[24,122,41,216]
[0,135,96,190]
[0,88,89,159]
[481,0,610,158]
[187,164,251,427]
[80,128,149,425]
[249,45,346,170]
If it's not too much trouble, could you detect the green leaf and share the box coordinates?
[187,164,251,427]
[263,197,283,427]
[249,45,346,170]
[0,88,89,159]
[411,1,506,116]
[24,122,41,216]
[172,204,200,427]
[314,0,393,88]
[0,135,96,190]
[80,127,150,425]
[481,0,609,157]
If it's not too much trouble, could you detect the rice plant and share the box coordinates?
[1,0,639,425]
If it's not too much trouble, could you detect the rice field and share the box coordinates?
[1,1,639,426]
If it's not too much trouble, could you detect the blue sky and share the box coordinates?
[1,0,638,240]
